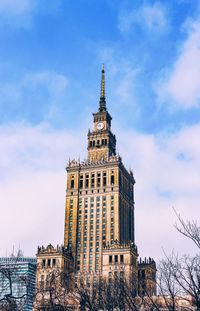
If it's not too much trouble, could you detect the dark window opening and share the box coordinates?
[142,270,145,278]
[85,174,89,188]
[93,140,95,146]
[91,173,95,188]
[120,255,124,263]
[103,172,107,187]
[47,259,51,267]
[111,175,115,185]
[42,259,46,267]
[90,141,92,147]
[79,175,83,188]
[71,179,74,189]
[97,172,101,187]
[114,255,118,263]
[109,255,112,264]
[105,139,107,145]
[53,259,56,266]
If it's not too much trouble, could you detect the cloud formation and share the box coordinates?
[0,122,86,257]
[0,71,69,123]
[118,2,167,33]
[156,20,200,109]
[117,123,200,258]
[0,121,199,260]
[0,0,37,28]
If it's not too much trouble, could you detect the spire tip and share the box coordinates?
[99,64,106,112]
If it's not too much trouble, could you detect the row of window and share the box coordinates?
[70,172,115,189]
[109,254,124,264]
[42,258,56,268]
[89,138,108,147]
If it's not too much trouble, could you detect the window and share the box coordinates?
[103,172,107,187]
[42,259,46,267]
[79,175,83,188]
[47,259,51,267]
[91,173,95,188]
[71,178,74,189]
[142,270,145,278]
[97,172,101,187]
[85,174,89,188]
[120,255,124,263]
[109,255,112,264]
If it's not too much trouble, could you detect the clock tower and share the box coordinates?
[64,65,136,273]
[88,64,116,162]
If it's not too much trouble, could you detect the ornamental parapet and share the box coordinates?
[138,257,156,267]
[66,154,122,170]
[103,239,138,254]
[37,244,72,257]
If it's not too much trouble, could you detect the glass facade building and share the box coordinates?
[0,257,36,311]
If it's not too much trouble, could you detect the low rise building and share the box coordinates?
[0,255,36,311]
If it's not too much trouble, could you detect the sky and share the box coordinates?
[0,0,200,260]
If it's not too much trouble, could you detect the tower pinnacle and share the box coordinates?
[99,64,106,112]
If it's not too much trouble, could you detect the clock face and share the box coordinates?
[96,122,104,130]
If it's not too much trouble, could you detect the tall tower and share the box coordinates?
[64,65,136,273]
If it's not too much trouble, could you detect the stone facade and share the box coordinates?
[64,66,135,274]
[35,65,157,300]
[138,257,157,296]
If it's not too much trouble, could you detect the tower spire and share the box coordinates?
[99,64,106,112]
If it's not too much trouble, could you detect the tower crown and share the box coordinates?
[87,65,116,162]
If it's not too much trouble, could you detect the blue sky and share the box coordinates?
[1,0,200,131]
[0,0,200,259]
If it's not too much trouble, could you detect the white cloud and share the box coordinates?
[0,71,69,122]
[118,2,167,33]
[117,124,200,259]
[155,20,200,109]
[0,121,199,260]
[0,0,37,28]
[0,0,35,15]
[0,122,86,257]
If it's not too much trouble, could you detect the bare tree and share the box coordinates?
[151,213,200,311]
[174,209,200,250]
[0,257,32,311]
[34,267,79,311]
